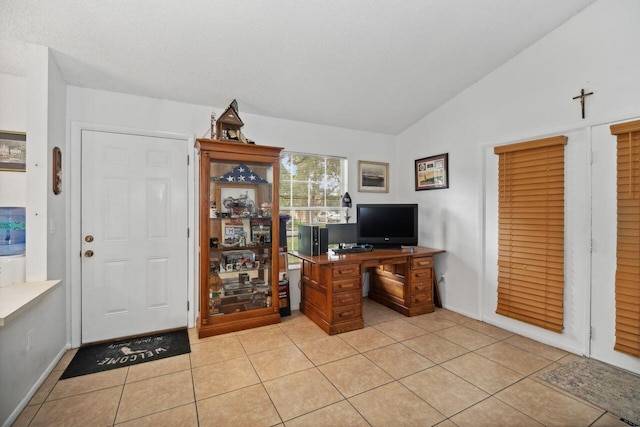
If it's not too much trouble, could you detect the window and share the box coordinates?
[279,152,347,262]
[610,120,640,358]
[494,135,567,333]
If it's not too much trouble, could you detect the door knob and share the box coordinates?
[84,250,94,258]
[85,235,94,243]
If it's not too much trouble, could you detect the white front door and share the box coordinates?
[81,130,188,344]
[590,122,640,374]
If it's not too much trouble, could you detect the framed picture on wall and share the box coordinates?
[358,160,389,193]
[415,153,449,191]
[0,131,26,172]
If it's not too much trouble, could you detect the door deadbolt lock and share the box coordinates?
[85,235,94,243]
[84,250,94,258]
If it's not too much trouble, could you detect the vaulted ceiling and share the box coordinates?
[0,0,595,135]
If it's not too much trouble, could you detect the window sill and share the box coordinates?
[0,280,62,327]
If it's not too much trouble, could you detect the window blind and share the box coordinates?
[610,120,640,358]
[494,136,567,333]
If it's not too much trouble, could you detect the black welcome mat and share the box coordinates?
[60,329,191,380]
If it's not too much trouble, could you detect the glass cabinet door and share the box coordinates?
[207,159,274,318]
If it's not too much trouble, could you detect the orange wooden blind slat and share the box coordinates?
[495,135,566,333]
[494,136,568,154]
[610,122,640,359]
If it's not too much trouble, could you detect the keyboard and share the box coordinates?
[332,246,373,254]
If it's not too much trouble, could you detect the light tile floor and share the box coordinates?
[13,299,630,426]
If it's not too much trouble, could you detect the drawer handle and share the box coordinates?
[339,310,354,318]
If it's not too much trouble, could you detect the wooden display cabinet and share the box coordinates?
[196,139,283,338]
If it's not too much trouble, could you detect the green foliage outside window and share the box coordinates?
[279,152,347,261]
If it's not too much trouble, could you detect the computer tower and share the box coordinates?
[298,225,328,256]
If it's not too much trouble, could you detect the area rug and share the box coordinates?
[538,358,640,426]
[60,328,190,380]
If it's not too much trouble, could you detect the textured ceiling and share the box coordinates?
[0,0,595,135]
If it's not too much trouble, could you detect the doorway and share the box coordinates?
[590,122,639,374]
[482,129,591,357]
[78,129,189,344]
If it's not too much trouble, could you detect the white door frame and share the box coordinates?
[479,127,591,356]
[478,109,640,372]
[69,121,196,348]
[590,119,640,374]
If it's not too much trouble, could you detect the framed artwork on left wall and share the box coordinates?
[0,131,26,172]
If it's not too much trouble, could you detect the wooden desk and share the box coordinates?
[290,247,445,335]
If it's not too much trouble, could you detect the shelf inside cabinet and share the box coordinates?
[208,216,273,250]
[210,291,272,317]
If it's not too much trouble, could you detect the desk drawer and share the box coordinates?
[334,277,361,293]
[333,303,362,322]
[332,263,360,279]
[410,270,432,284]
[411,292,432,305]
[333,290,360,307]
[411,257,433,269]
[410,282,429,294]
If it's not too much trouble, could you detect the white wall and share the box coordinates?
[0,286,66,426]
[45,48,67,285]
[66,86,396,202]
[0,74,27,206]
[397,0,640,355]
[26,45,50,281]
[0,46,68,427]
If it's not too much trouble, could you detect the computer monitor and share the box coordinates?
[356,204,418,248]
[326,223,357,246]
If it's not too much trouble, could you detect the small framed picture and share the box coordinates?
[415,153,449,191]
[250,218,271,245]
[358,160,389,193]
[221,218,250,247]
[0,131,26,172]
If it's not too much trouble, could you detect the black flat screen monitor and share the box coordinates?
[326,223,358,246]
[356,204,418,248]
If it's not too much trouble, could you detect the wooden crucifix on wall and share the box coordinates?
[572,88,594,119]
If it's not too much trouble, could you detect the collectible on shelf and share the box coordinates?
[215,100,256,144]
[250,218,271,245]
